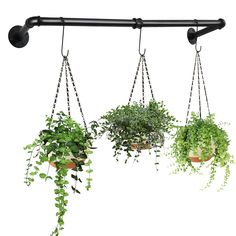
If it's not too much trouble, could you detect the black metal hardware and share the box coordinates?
[132,18,143,29]
[60,18,69,58]
[138,28,146,56]
[8,16,225,48]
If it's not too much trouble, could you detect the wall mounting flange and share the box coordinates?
[187,18,225,44]
[187,28,197,45]
[9,25,29,48]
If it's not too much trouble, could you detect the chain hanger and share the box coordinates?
[128,23,155,105]
[50,22,88,132]
[185,20,210,124]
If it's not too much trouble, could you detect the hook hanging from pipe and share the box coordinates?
[61,17,69,57]
[194,19,202,53]
[139,27,146,56]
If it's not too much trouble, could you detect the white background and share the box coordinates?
[1,0,236,235]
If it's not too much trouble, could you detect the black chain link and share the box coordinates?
[143,56,155,100]
[141,56,145,106]
[197,53,211,115]
[64,57,71,117]
[197,53,202,119]
[128,55,142,105]
[50,57,65,120]
[185,52,198,124]
[66,58,88,132]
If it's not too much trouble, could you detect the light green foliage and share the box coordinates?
[24,111,93,235]
[91,100,175,162]
[171,112,234,190]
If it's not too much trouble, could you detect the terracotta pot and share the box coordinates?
[131,143,152,150]
[189,143,215,163]
[49,154,85,169]
[50,161,76,169]
[189,156,212,163]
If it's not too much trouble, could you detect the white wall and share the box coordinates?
[1,0,236,235]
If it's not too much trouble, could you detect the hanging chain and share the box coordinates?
[128,54,156,105]
[143,55,155,100]
[50,57,65,120]
[128,55,142,105]
[185,52,198,125]
[141,56,145,106]
[185,49,211,124]
[197,52,211,115]
[66,58,88,132]
[197,52,202,119]
[64,57,71,117]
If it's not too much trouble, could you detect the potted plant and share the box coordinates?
[91,100,175,164]
[24,111,93,235]
[171,112,233,190]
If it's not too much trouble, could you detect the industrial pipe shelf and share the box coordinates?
[8,16,226,48]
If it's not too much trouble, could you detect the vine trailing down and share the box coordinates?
[170,46,233,191]
[24,112,94,236]
[91,53,176,168]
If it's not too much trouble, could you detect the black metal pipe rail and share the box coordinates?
[8,16,225,48]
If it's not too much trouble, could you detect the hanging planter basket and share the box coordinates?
[24,49,93,236]
[91,51,175,167]
[171,45,233,190]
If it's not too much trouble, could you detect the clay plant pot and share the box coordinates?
[50,161,76,169]
[189,156,212,163]
[189,143,215,163]
[131,143,152,150]
[50,155,86,169]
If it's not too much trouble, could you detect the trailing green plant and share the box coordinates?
[24,111,93,236]
[171,112,233,191]
[91,100,175,164]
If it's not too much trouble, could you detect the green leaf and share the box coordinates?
[46,176,53,180]
[71,174,78,181]
[39,173,47,179]
[71,186,80,194]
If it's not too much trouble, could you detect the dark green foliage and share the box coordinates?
[171,112,233,191]
[24,111,93,235]
[92,100,175,162]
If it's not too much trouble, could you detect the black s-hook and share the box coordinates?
[139,27,146,56]
[133,18,146,56]
[61,17,69,57]
[194,19,202,53]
